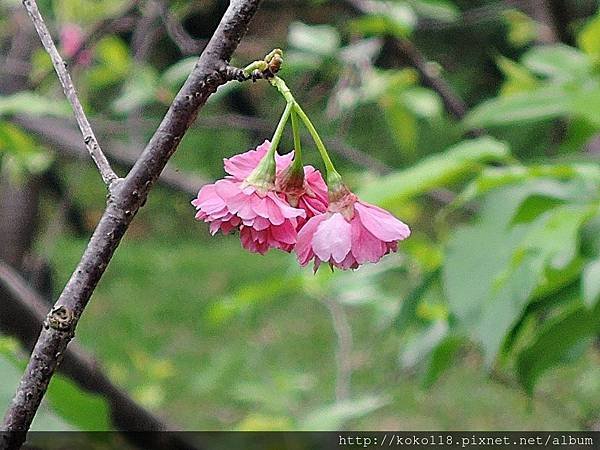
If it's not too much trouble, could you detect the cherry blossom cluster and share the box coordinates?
[192,70,410,271]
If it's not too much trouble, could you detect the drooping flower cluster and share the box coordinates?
[192,58,409,270]
[193,140,410,270]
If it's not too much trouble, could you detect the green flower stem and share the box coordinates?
[292,102,340,182]
[270,76,341,183]
[242,60,268,77]
[270,75,295,104]
[246,100,292,187]
[289,109,303,173]
[269,101,293,156]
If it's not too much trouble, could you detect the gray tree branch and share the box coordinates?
[22,0,119,186]
[155,0,206,55]
[31,1,140,87]
[1,0,262,446]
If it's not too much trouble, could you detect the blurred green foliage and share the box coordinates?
[2,0,600,432]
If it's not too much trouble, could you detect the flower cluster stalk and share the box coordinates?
[245,101,292,187]
[268,75,342,188]
[193,50,411,271]
[289,109,303,174]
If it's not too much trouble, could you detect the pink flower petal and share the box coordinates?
[355,202,411,242]
[350,216,387,264]
[265,197,285,225]
[224,141,271,179]
[270,221,297,245]
[253,216,271,231]
[214,180,248,213]
[276,150,294,172]
[269,193,306,219]
[304,166,328,203]
[224,141,294,180]
[312,213,352,264]
[296,214,328,265]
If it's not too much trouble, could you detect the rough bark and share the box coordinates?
[1,0,262,447]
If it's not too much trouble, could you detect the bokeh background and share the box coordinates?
[2,0,600,433]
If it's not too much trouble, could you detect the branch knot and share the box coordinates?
[44,305,75,332]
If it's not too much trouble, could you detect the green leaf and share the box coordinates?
[0,92,70,118]
[86,36,130,88]
[521,44,590,80]
[409,0,459,22]
[0,340,73,430]
[0,122,54,177]
[569,80,600,128]
[444,183,595,365]
[161,57,197,88]
[400,87,443,118]
[45,374,111,431]
[464,88,570,128]
[380,98,417,159]
[516,303,600,395]
[496,56,538,96]
[520,205,594,270]
[559,118,599,154]
[454,164,600,207]
[359,136,511,207]
[577,13,600,60]
[422,335,463,388]
[582,259,600,309]
[400,320,449,370]
[113,65,159,113]
[0,339,110,431]
[502,9,537,48]
[288,22,340,57]
[349,4,416,38]
[54,0,127,25]
[394,269,440,330]
[581,214,600,259]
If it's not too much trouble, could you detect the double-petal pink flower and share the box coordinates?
[226,141,328,226]
[193,140,410,268]
[295,189,410,271]
[192,179,304,253]
[192,141,327,254]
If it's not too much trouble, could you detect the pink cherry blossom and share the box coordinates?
[60,24,92,66]
[277,165,328,228]
[192,177,305,254]
[295,190,410,271]
[224,140,293,180]
[223,140,328,226]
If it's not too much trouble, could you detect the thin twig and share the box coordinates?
[30,1,140,87]
[70,1,140,63]
[1,0,261,445]
[132,1,161,61]
[12,115,206,197]
[391,39,469,120]
[343,0,471,122]
[155,0,206,55]
[323,298,353,402]
[22,0,119,187]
